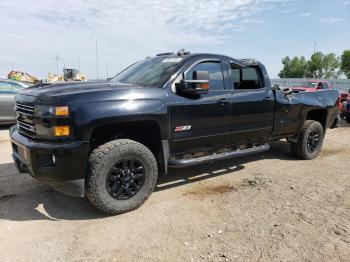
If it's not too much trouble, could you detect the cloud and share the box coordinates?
[242,19,264,24]
[300,12,311,17]
[337,0,350,5]
[318,17,345,24]
[280,9,293,13]
[0,0,291,78]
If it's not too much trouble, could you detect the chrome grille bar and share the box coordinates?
[16,102,36,138]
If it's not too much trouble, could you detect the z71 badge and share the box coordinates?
[174,125,191,132]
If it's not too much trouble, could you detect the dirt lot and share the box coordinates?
[0,123,350,262]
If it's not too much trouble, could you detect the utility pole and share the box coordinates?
[96,39,99,79]
[313,42,317,54]
[54,52,59,75]
[78,58,81,74]
[10,63,14,71]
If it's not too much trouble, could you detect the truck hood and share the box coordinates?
[16,81,166,106]
[18,81,139,97]
[291,87,317,92]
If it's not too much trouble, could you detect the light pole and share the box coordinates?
[96,39,99,79]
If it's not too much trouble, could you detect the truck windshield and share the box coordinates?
[306,82,317,87]
[110,57,183,87]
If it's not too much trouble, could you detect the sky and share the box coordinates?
[0,0,349,79]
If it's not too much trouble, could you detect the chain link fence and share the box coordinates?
[270,79,350,92]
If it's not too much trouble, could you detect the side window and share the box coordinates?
[230,65,263,90]
[0,82,13,93]
[323,83,329,89]
[317,82,323,89]
[186,61,224,91]
[10,83,23,93]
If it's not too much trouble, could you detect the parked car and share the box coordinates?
[10,51,339,214]
[342,100,350,123]
[339,89,350,118]
[340,90,350,103]
[291,80,331,93]
[0,79,30,124]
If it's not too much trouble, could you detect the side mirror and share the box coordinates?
[176,70,210,96]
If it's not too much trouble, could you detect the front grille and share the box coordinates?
[16,102,36,138]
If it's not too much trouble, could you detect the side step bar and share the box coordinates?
[168,143,270,168]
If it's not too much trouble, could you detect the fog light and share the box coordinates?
[54,126,70,136]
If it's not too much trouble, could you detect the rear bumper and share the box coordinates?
[10,126,89,196]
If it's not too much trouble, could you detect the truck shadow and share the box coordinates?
[0,124,14,131]
[0,141,295,221]
[157,140,294,191]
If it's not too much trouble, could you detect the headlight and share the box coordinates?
[34,105,72,138]
[49,106,69,116]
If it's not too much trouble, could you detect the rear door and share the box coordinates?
[169,58,233,153]
[0,81,17,122]
[228,63,275,142]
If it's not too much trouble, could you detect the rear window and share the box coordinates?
[230,66,264,90]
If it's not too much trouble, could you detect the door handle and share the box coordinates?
[218,98,230,104]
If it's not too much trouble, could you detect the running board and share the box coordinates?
[168,143,270,168]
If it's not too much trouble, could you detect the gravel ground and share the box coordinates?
[0,122,349,262]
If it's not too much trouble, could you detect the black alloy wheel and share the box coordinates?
[106,158,146,200]
[306,130,320,153]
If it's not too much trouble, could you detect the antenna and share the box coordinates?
[96,39,99,79]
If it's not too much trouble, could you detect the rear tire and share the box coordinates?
[346,114,350,123]
[290,120,324,160]
[86,139,158,215]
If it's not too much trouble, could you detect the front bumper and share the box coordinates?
[10,126,90,197]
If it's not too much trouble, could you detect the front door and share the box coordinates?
[169,59,232,154]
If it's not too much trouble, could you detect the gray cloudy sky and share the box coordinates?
[0,0,349,79]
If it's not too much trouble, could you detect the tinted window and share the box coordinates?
[231,68,240,84]
[186,61,224,91]
[230,65,263,90]
[0,82,13,93]
[322,83,330,89]
[110,57,183,87]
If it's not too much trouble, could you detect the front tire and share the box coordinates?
[86,139,158,215]
[290,120,324,160]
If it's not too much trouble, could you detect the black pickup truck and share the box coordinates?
[10,50,339,214]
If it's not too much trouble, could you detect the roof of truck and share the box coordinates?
[154,51,257,67]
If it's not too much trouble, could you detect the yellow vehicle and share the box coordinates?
[8,71,39,84]
[47,68,87,83]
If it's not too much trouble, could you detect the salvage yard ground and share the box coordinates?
[0,122,350,261]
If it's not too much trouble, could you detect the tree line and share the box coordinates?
[279,50,350,79]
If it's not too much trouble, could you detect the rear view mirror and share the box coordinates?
[175,70,210,96]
